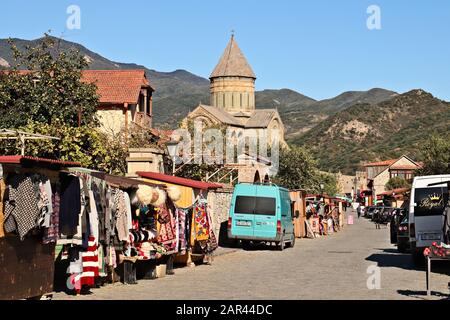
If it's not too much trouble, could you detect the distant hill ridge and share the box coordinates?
[0,36,397,132]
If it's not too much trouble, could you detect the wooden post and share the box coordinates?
[427,256,431,297]
[149,94,153,128]
[124,103,129,144]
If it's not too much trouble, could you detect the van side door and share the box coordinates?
[253,185,277,239]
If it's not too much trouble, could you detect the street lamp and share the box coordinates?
[320,183,324,202]
[166,140,179,175]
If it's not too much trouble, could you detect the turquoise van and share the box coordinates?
[227,183,295,250]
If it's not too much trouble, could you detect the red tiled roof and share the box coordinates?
[364,159,397,167]
[0,155,81,167]
[389,164,420,170]
[379,187,411,196]
[81,70,154,105]
[137,171,222,190]
[1,69,155,105]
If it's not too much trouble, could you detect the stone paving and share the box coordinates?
[53,212,450,300]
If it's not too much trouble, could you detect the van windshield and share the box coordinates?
[414,187,448,216]
[235,196,276,215]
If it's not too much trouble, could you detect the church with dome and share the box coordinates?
[182,35,286,146]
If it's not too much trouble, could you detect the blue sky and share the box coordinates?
[2,0,450,101]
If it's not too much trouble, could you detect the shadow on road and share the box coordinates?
[366,250,450,276]
[397,289,450,300]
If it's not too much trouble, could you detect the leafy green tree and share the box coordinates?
[274,146,318,191]
[417,134,450,175]
[0,35,99,128]
[9,120,128,175]
[385,176,411,191]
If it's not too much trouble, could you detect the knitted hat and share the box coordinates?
[152,188,167,207]
[167,185,182,202]
[136,185,155,205]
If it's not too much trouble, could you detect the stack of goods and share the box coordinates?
[423,242,450,258]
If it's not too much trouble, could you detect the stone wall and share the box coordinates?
[207,187,233,246]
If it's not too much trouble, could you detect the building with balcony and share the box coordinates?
[364,155,422,205]
[82,69,154,136]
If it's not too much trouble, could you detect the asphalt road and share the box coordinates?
[53,211,450,300]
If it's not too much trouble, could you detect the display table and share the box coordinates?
[426,255,450,296]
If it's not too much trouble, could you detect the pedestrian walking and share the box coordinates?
[357,203,361,219]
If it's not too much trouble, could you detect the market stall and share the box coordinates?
[136,171,221,266]
[0,156,81,300]
[290,189,307,238]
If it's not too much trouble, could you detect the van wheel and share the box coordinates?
[278,235,285,251]
[242,240,251,250]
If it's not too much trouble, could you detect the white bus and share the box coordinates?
[409,175,450,265]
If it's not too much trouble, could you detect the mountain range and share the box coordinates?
[1,36,448,174]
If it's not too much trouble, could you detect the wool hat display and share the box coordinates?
[167,185,182,202]
[152,188,166,207]
[136,185,154,205]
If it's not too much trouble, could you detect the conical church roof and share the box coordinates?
[210,35,256,79]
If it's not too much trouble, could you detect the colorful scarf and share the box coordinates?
[177,208,187,254]
[193,200,210,241]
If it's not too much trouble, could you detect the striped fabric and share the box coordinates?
[80,236,99,287]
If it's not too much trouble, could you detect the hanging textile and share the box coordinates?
[193,199,210,241]
[105,187,113,245]
[157,201,177,249]
[59,174,81,237]
[43,186,60,244]
[3,174,41,240]
[112,189,129,242]
[80,236,99,287]
[177,208,187,254]
[124,192,132,232]
[97,244,107,277]
[92,179,106,244]
[59,177,85,246]
[0,179,5,238]
[88,190,99,242]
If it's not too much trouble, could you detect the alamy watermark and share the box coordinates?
[367,5,381,30]
[170,120,280,175]
[366,265,381,289]
[66,5,81,30]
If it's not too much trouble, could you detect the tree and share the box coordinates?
[0,35,99,129]
[416,134,450,175]
[317,172,339,196]
[385,176,411,191]
[10,120,128,175]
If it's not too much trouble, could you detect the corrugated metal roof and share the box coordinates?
[137,171,222,190]
[0,156,81,167]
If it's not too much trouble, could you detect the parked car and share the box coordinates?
[397,216,410,253]
[365,206,376,219]
[227,183,295,251]
[390,208,408,244]
[409,175,450,265]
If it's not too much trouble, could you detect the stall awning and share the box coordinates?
[378,187,411,197]
[89,171,166,189]
[0,155,81,167]
[137,171,222,190]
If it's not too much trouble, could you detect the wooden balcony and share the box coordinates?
[134,112,152,128]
